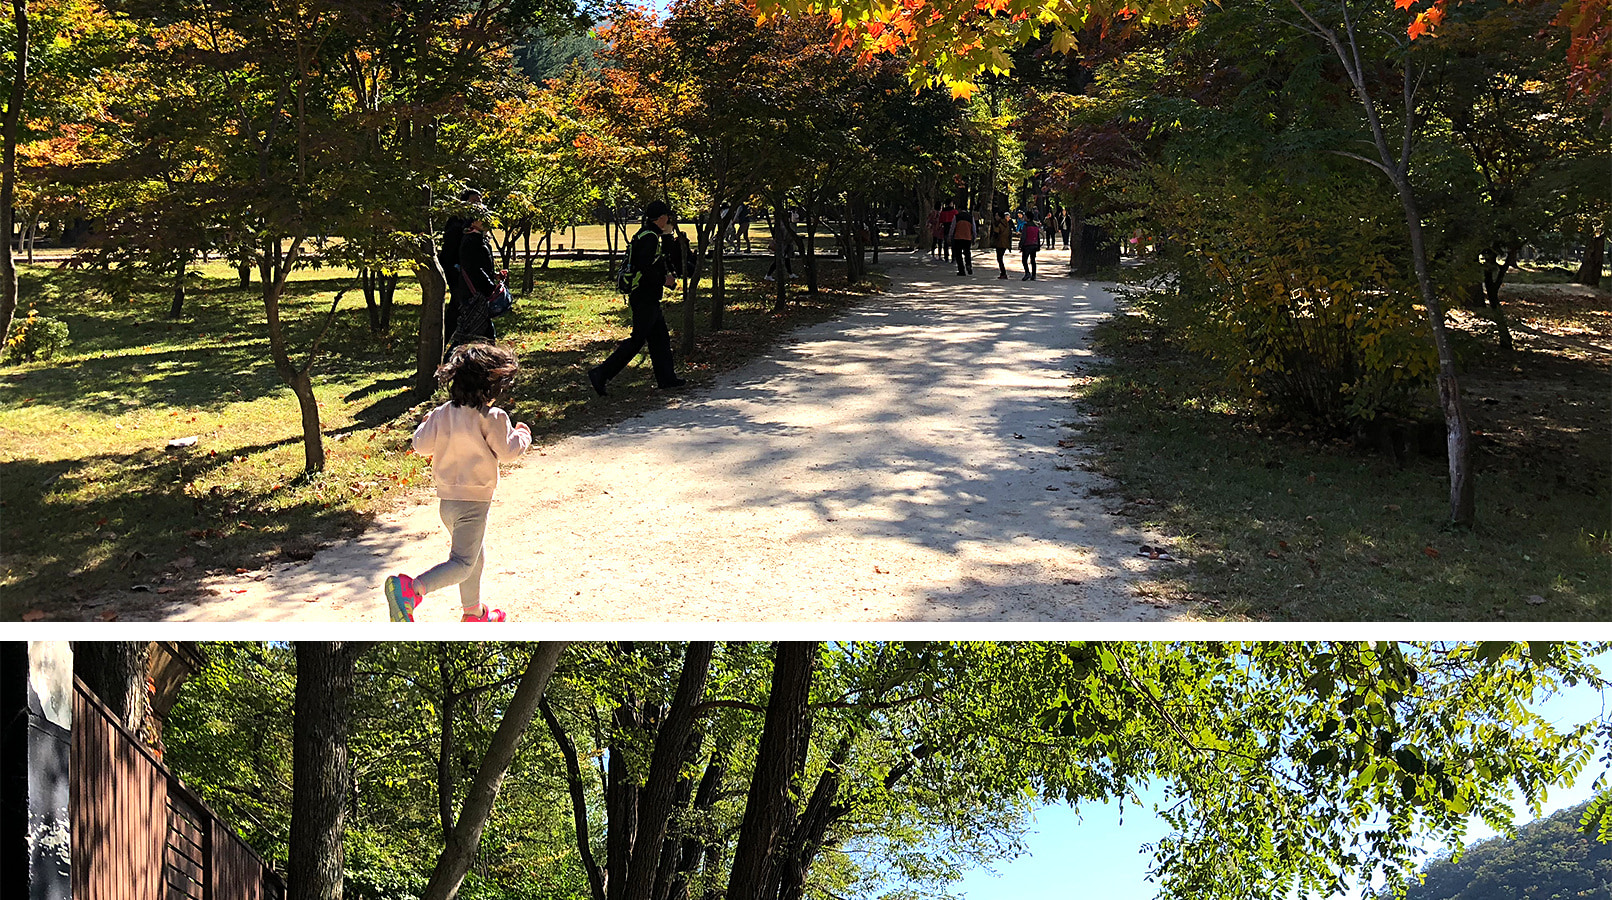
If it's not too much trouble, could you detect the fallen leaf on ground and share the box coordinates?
[1525,594,1546,605]
[98,610,119,621]
[1266,550,1282,559]
[156,587,176,594]
[1423,546,1440,558]
[22,609,45,621]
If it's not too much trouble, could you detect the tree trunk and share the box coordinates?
[73,641,149,733]
[420,642,569,900]
[291,642,367,900]
[523,224,534,294]
[705,246,724,353]
[607,697,642,900]
[1480,246,1515,355]
[622,643,715,900]
[727,642,817,900]
[661,758,725,900]
[435,644,459,844]
[168,254,188,319]
[415,257,448,393]
[771,736,851,900]
[1577,228,1604,288]
[362,268,380,332]
[261,236,333,474]
[542,696,608,900]
[1288,0,1475,525]
[380,272,397,331]
[415,187,447,395]
[288,370,324,473]
[1069,208,1085,271]
[0,0,29,345]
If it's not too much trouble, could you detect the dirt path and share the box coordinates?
[168,254,1192,622]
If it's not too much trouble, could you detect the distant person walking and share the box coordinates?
[1020,218,1041,280]
[736,204,753,252]
[938,203,957,261]
[926,203,944,258]
[991,211,1014,279]
[384,343,531,623]
[439,188,482,345]
[450,208,500,347]
[588,200,686,396]
[951,209,975,275]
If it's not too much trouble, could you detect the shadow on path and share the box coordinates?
[177,255,1189,622]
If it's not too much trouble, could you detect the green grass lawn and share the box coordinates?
[1,255,883,618]
[1077,274,1611,621]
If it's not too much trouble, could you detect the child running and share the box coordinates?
[385,342,531,622]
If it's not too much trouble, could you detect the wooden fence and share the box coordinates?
[71,677,285,900]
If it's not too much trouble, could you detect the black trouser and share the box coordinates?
[598,293,677,387]
[443,263,467,345]
[953,239,973,274]
[1021,244,1039,278]
[996,246,1008,276]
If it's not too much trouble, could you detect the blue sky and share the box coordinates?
[949,651,1609,900]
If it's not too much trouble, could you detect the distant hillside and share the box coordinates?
[1396,802,1611,900]
[517,28,604,82]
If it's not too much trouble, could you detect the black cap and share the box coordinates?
[644,199,672,220]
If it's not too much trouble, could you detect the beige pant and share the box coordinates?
[414,499,491,610]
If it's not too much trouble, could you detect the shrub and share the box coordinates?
[4,306,71,363]
[1131,165,1436,429]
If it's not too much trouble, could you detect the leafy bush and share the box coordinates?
[1130,165,1435,429]
[4,306,71,363]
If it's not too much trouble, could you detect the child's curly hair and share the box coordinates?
[437,342,519,408]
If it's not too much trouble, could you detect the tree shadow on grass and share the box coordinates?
[0,434,386,619]
[4,273,421,415]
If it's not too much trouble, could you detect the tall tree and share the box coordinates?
[0,0,26,344]
[727,642,818,900]
[290,641,371,900]
[421,641,570,900]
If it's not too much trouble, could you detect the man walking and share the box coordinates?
[588,200,686,396]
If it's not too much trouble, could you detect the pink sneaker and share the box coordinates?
[384,574,422,622]
[461,604,506,622]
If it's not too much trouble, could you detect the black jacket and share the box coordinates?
[458,230,497,295]
[439,216,470,271]
[625,226,676,300]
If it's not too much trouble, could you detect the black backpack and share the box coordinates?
[614,227,661,295]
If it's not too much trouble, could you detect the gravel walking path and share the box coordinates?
[174,254,1190,622]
